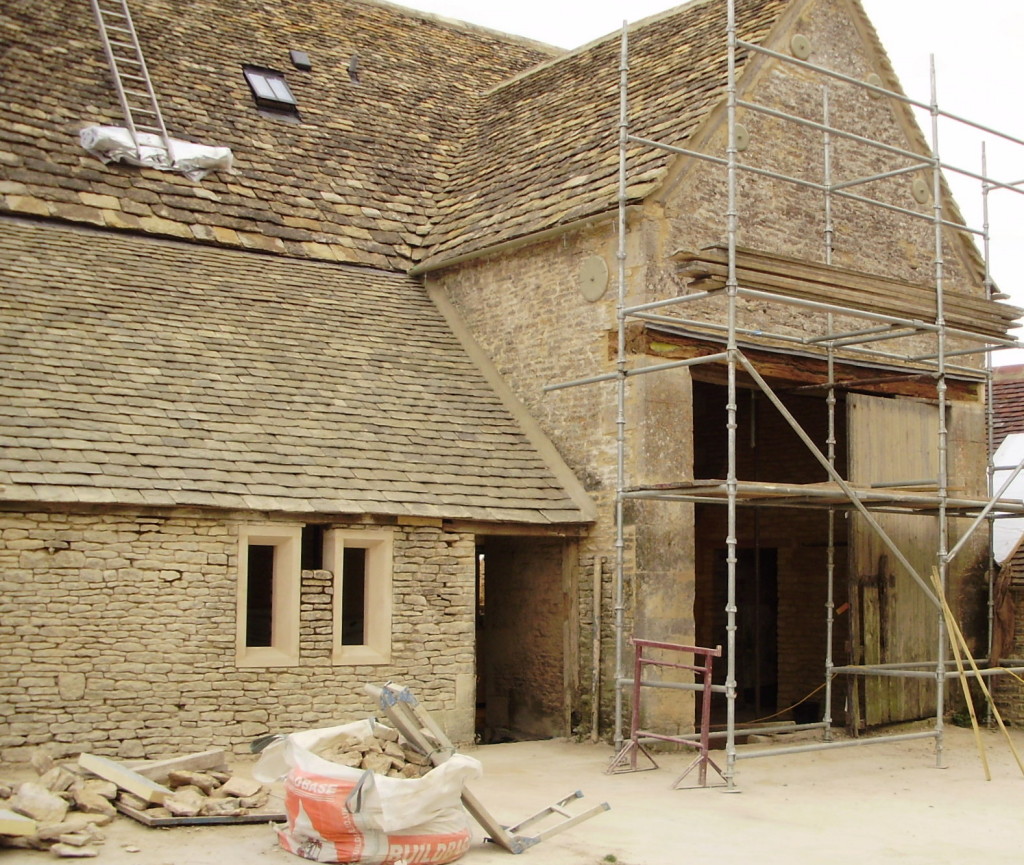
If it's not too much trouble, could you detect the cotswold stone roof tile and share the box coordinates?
[1,218,587,524]
[0,0,558,268]
[2,0,789,269]
[418,0,789,266]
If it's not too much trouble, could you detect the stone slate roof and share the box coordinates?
[419,0,790,267]
[0,0,791,269]
[0,0,559,271]
[0,217,588,523]
[993,365,1024,449]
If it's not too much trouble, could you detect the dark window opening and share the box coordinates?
[301,524,324,571]
[246,544,275,647]
[340,547,367,645]
[243,66,299,114]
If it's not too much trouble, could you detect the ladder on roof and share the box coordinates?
[87,0,174,165]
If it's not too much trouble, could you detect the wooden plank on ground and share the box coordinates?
[126,749,227,781]
[77,753,172,805]
[114,801,286,827]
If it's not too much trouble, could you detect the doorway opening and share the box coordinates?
[692,378,849,728]
[709,546,778,721]
[474,535,570,743]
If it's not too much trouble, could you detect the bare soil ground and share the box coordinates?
[4,723,1023,865]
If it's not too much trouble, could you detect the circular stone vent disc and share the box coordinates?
[579,255,609,302]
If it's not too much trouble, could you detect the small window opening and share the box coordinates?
[243,66,298,114]
[348,54,360,84]
[341,546,367,645]
[246,544,276,647]
[301,523,324,571]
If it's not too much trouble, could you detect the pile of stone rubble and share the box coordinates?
[1,751,120,858]
[0,749,272,858]
[312,724,432,778]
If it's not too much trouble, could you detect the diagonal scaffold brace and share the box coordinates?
[366,682,610,854]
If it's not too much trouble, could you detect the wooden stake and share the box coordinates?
[929,568,989,779]
[930,568,1024,778]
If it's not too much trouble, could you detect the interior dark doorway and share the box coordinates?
[475,535,570,743]
[709,546,778,722]
[691,378,849,729]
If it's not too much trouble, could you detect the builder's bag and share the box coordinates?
[254,719,481,865]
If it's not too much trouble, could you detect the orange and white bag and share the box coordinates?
[254,719,481,865]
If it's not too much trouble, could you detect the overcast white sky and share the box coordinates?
[397,0,1024,362]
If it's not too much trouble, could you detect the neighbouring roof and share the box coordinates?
[993,365,1024,449]
[0,0,793,269]
[0,218,589,523]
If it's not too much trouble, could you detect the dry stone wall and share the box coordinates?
[0,509,476,762]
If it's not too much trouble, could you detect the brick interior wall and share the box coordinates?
[0,509,476,762]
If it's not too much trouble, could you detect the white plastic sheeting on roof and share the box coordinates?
[992,432,1024,564]
[79,125,233,182]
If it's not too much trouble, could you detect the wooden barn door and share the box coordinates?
[848,394,940,728]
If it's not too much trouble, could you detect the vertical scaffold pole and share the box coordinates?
[724,0,740,787]
[930,55,949,769]
[822,86,837,742]
[613,23,630,751]
[981,142,995,728]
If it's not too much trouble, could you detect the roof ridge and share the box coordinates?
[351,0,566,59]
[480,0,716,98]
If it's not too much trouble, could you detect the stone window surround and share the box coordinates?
[325,527,393,666]
[235,523,394,668]
[235,524,302,667]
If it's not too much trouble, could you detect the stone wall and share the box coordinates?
[427,222,644,736]
[644,0,986,369]
[0,508,476,762]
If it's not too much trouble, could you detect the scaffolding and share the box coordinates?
[547,0,1024,787]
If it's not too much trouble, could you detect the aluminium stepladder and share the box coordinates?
[366,682,609,854]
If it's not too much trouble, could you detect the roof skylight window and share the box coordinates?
[243,66,298,114]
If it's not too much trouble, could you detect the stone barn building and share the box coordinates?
[1,0,1017,764]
